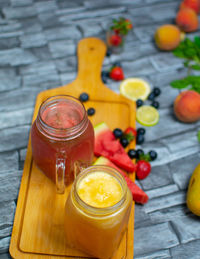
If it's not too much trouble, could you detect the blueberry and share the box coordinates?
[120,137,129,148]
[106,49,112,57]
[113,61,122,67]
[87,107,95,116]
[149,150,157,161]
[113,128,123,139]
[137,128,146,135]
[153,87,161,97]
[101,71,109,78]
[136,134,145,145]
[79,92,89,102]
[151,100,159,109]
[136,149,144,159]
[128,149,137,159]
[136,99,144,108]
[102,76,107,84]
[148,92,155,101]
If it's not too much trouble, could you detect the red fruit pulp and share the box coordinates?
[94,123,135,172]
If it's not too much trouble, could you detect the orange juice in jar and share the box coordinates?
[64,165,132,259]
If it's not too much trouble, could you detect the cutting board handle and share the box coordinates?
[76,37,107,85]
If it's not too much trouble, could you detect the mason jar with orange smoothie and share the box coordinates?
[64,165,132,259]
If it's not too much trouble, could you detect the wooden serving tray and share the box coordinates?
[10,37,136,259]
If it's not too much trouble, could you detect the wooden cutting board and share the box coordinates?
[9,37,136,259]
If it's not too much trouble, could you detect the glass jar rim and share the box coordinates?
[37,95,88,140]
[73,165,128,216]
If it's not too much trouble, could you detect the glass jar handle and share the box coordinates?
[74,161,90,179]
[56,153,66,194]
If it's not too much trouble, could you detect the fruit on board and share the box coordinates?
[186,163,200,216]
[136,105,159,126]
[180,0,200,14]
[94,122,136,172]
[176,7,199,32]
[154,24,181,51]
[128,149,137,159]
[109,34,122,46]
[174,90,200,123]
[94,156,149,204]
[124,127,137,142]
[113,128,123,139]
[109,66,124,81]
[120,137,129,148]
[79,92,89,102]
[136,160,151,180]
[120,78,151,101]
[87,107,95,116]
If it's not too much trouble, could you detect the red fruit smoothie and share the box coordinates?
[31,96,94,185]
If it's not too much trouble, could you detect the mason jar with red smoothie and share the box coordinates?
[31,95,94,193]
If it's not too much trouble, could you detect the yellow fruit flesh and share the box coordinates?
[120,78,151,101]
[187,163,200,216]
[124,82,147,99]
[77,171,123,208]
[136,106,159,126]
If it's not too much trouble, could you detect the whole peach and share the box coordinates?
[154,24,181,51]
[174,90,200,123]
[180,0,200,14]
[176,7,199,32]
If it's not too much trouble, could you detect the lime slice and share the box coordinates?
[136,106,159,126]
[120,78,151,101]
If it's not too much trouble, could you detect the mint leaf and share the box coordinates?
[197,131,200,143]
[190,85,200,93]
[138,153,151,162]
[190,64,200,70]
[123,133,134,142]
[194,36,200,49]
[170,79,189,89]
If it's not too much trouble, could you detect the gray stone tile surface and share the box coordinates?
[0,152,18,172]
[171,214,200,244]
[170,239,200,259]
[144,191,186,213]
[48,39,76,58]
[20,32,47,48]
[0,170,22,203]
[135,249,171,259]
[0,0,199,258]
[134,222,179,256]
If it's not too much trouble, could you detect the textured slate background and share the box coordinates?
[0,0,200,258]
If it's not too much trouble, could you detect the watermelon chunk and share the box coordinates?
[94,156,149,204]
[94,122,136,172]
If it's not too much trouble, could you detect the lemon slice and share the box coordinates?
[120,78,151,101]
[136,106,159,126]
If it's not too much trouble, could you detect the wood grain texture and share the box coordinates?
[9,37,136,259]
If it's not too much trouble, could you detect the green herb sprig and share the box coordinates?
[170,36,200,93]
[173,36,200,72]
[110,17,132,36]
[198,131,200,143]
